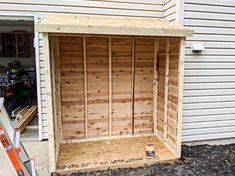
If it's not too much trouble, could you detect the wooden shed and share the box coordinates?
[36,14,193,174]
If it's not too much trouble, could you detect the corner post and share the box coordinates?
[176,38,185,158]
[43,33,56,173]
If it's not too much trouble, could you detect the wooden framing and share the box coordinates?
[43,33,56,173]
[83,37,88,139]
[109,37,112,137]
[164,39,170,142]
[50,36,62,163]
[153,39,159,134]
[176,38,185,158]
[131,37,135,135]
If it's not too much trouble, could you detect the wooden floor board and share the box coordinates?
[57,136,176,172]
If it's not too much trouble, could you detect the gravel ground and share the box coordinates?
[68,144,235,176]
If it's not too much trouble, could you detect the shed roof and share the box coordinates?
[35,14,193,37]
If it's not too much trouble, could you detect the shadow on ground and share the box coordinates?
[64,144,235,176]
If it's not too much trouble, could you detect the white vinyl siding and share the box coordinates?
[0,0,163,18]
[163,0,177,23]
[0,0,164,139]
[182,0,235,142]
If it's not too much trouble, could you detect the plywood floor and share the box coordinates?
[57,136,176,172]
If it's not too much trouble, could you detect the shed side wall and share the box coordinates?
[182,0,235,142]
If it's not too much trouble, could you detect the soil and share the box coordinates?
[65,144,235,176]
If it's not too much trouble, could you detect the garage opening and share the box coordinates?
[0,17,38,141]
[36,14,193,173]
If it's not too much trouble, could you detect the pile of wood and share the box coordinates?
[11,105,37,133]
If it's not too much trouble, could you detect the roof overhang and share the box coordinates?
[35,14,193,37]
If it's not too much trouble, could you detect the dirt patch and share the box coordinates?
[64,144,235,176]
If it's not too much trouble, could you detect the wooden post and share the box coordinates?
[131,37,135,135]
[153,39,159,135]
[43,33,56,173]
[83,37,88,139]
[55,37,63,142]
[164,39,170,142]
[176,38,185,158]
[50,36,62,162]
[51,37,63,143]
[109,37,112,136]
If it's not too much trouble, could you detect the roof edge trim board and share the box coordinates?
[35,14,193,37]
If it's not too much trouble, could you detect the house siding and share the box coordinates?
[163,0,177,23]
[182,0,235,142]
[0,0,164,139]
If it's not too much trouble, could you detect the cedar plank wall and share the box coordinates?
[112,38,132,136]
[182,0,235,142]
[157,39,167,138]
[134,38,154,134]
[87,37,109,138]
[0,0,164,139]
[157,38,180,150]
[59,36,85,140]
[55,35,157,141]
[167,38,180,149]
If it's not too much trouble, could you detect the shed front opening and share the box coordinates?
[36,14,193,174]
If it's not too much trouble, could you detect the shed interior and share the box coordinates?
[49,34,182,172]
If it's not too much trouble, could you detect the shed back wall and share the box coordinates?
[56,35,156,141]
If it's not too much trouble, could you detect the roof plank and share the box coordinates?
[35,14,193,37]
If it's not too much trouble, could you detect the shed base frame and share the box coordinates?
[56,135,176,173]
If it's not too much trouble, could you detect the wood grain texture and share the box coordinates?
[87,37,109,138]
[134,38,154,134]
[52,34,180,147]
[112,37,132,136]
[166,38,180,149]
[57,136,175,172]
[59,36,85,140]
[157,39,167,139]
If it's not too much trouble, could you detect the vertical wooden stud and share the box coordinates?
[164,39,170,142]
[176,38,185,158]
[54,37,63,142]
[109,37,112,136]
[131,37,135,135]
[83,36,88,139]
[153,38,159,135]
